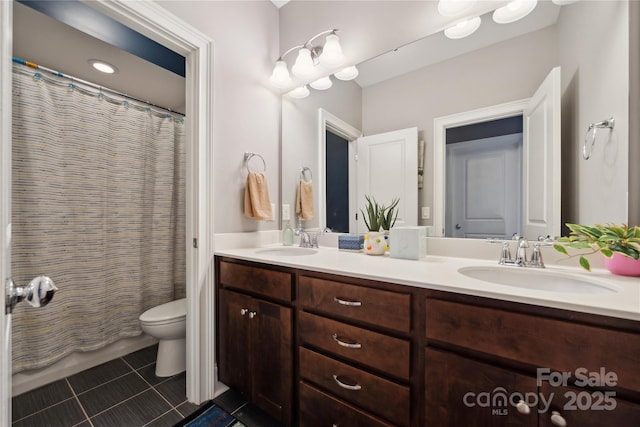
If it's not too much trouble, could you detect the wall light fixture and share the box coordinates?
[270,29,344,88]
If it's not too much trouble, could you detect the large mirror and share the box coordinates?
[281,0,631,239]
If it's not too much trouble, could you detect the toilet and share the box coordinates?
[139,298,187,377]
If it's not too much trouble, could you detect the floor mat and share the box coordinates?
[174,401,244,427]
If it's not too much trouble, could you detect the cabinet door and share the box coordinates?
[539,383,640,427]
[218,289,252,396]
[251,298,293,426]
[425,348,538,427]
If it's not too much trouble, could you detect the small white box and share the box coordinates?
[389,226,429,260]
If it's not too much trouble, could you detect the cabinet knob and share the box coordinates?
[516,400,530,415]
[240,308,248,316]
[249,311,257,319]
[550,411,567,426]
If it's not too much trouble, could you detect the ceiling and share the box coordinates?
[12,2,186,113]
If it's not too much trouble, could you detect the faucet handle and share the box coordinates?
[529,243,545,268]
[499,242,512,265]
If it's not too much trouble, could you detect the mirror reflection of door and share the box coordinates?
[326,130,350,233]
[445,117,523,239]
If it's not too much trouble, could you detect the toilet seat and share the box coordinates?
[140,298,186,324]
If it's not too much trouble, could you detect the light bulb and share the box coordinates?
[334,65,359,81]
[287,85,310,99]
[493,0,538,24]
[319,33,344,67]
[310,76,332,90]
[292,48,315,77]
[270,60,291,88]
[444,16,481,39]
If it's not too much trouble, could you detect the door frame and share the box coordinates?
[1,0,13,423]
[433,99,529,237]
[1,0,217,417]
[318,109,362,232]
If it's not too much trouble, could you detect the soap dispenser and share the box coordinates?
[283,221,294,246]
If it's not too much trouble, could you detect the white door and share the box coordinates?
[522,66,561,239]
[355,127,418,233]
[1,1,12,423]
[446,134,522,238]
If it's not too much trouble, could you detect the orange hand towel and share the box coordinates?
[244,172,273,221]
[295,179,314,220]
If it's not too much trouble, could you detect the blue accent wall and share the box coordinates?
[18,0,186,77]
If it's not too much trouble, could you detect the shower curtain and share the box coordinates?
[10,63,186,373]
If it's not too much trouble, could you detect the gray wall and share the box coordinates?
[557,0,629,226]
[282,79,362,230]
[158,1,281,233]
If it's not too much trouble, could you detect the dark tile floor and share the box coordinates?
[11,344,283,427]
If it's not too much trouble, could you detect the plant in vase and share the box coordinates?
[360,195,399,255]
[553,223,640,275]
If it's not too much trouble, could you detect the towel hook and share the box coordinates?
[244,152,266,173]
[300,166,312,183]
[583,117,614,160]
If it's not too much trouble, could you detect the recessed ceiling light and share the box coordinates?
[444,16,482,39]
[493,0,538,24]
[89,59,118,74]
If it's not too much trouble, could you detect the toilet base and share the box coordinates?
[155,337,186,377]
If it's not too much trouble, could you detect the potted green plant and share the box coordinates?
[553,223,640,275]
[360,195,399,255]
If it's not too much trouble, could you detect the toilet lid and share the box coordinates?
[140,298,186,323]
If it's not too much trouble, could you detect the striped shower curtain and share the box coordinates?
[10,64,186,373]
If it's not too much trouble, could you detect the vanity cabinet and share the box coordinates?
[217,260,294,426]
[297,274,413,427]
[214,255,640,427]
[424,295,640,427]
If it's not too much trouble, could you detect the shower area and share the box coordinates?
[10,56,186,394]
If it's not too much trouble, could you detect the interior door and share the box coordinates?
[446,134,522,238]
[355,127,418,233]
[522,66,561,239]
[1,1,13,423]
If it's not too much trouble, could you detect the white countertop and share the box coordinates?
[215,245,640,321]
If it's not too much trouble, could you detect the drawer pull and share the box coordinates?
[332,374,362,391]
[332,333,362,349]
[333,296,362,307]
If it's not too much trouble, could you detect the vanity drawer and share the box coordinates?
[298,275,411,333]
[425,298,640,392]
[219,260,293,302]
[299,311,410,381]
[299,347,410,426]
[299,382,394,427]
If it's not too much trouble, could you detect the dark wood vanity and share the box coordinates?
[215,256,640,426]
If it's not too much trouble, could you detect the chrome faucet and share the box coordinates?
[493,235,547,268]
[296,229,318,248]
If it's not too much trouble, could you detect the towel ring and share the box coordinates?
[244,152,266,173]
[583,117,614,160]
[300,166,312,183]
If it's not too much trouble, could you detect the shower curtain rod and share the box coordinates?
[12,56,185,117]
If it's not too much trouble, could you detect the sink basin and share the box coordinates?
[255,247,318,256]
[458,266,621,294]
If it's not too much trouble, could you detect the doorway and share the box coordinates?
[1,1,215,418]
